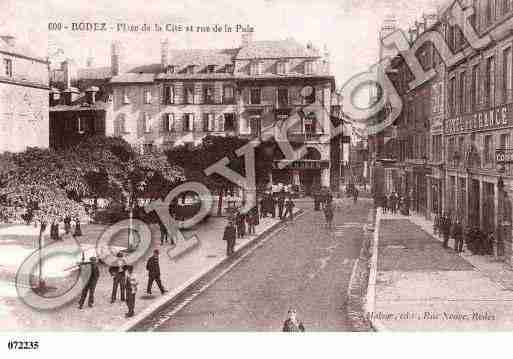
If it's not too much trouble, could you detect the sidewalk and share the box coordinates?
[370,210,513,331]
[0,211,299,331]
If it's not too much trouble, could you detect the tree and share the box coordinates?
[166,135,274,215]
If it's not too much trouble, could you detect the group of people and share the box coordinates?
[78,249,167,318]
[259,190,296,221]
[45,216,82,241]
[434,213,495,255]
[376,192,410,216]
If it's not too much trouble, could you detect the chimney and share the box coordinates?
[111,41,124,77]
[85,86,99,105]
[62,87,79,106]
[241,33,253,47]
[1,35,15,47]
[161,39,170,69]
[424,13,438,29]
[61,59,75,89]
[86,56,94,67]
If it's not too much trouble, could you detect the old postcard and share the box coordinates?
[1,0,513,355]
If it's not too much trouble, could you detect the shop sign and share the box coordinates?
[445,103,511,134]
[496,148,513,163]
[273,160,329,170]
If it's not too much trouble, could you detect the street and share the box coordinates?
[136,199,373,331]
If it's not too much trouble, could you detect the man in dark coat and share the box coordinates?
[282,308,305,332]
[223,220,237,256]
[125,265,138,318]
[78,257,100,309]
[146,249,166,295]
[353,188,359,203]
[109,252,126,303]
[441,214,451,248]
[453,220,464,253]
[278,190,286,219]
[284,197,295,221]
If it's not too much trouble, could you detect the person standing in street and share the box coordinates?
[284,196,295,221]
[442,214,451,249]
[78,257,100,309]
[282,308,305,332]
[247,206,257,235]
[109,252,127,303]
[146,249,167,295]
[159,219,169,245]
[278,190,285,219]
[124,265,138,318]
[223,219,237,256]
[453,220,464,253]
[353,187,359,203]
[324,201,334,229]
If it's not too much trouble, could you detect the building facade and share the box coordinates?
[0,35,49,153]
[443,0,513,262]
[108,35,337,192]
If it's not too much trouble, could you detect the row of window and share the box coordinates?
[249,60,315,76]
[3,58,12,78]
[122,85,316,106]
[448,47,513,116]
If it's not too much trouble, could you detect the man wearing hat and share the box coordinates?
[146,249,167,295]
[78,257,100,309]
[223,219,237,256]
[109,252,127,303]
[125,265,138,318]
[282,308,305,332]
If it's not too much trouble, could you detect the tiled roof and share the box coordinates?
[235,39,320,60]
[0,36,46,62]
[50,92,110,112]
[167,48,238,69]
[109,72,156,83]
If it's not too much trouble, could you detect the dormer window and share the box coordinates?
[165,65,174,74]
[277,61,288,74]
[187,65,196,74]
[250,61,262,76]
[207,65,216,73]
[304,61,315,75]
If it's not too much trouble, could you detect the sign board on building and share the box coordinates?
[496,148,513,164]
[273,160,329,170]
[445,103,511,134]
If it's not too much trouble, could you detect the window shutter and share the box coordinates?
[189,114,195,131]
[218,114,225,132]
[161,113,167,132]
[160,84,165,104]
[208,113,215,131]
[176,82,184,104]
[195,83,202,104]
[194,114,202,132]
[214,82,223,103]
[242,88,250,104]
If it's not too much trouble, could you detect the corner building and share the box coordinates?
[108,35,337,193]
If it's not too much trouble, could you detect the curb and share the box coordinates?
[118,209,305,332]
[365,208,384,332]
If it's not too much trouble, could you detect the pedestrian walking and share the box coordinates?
[324,202,334,229]
[223,219,237,256]
[236,210,246,238]
[64,216,72,234]
[109,252,127,303]
[159,219,169,245]
[78,257,100,309]
[247,206,257,235]
[284,197,295,221]
[353,187,359,203]
[146,249,167,295]
[453,220,464,253]
[50,221,60,241]
[124,265,138,318]
[442,214,451,248]
[282,308,305,332]
[74,218,82,237]
[278,190,285,219]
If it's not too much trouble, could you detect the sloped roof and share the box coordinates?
[236,39,320,60]
[110,72,156,83]
[0,36,46,62]
[50,92,110,112]
[167,48,238,68]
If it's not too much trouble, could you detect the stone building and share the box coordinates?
[0,34,49,153]
[108,35,337,192]
[443,0,513,262]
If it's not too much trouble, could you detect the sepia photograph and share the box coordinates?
[1,0,513,357]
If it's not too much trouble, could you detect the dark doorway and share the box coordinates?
[301,170,321,196]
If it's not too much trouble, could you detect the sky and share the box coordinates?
[2,0,444,88]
